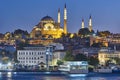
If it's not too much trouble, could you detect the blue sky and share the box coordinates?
[0,0,120,33]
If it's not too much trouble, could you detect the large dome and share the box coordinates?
[41,16,54,22]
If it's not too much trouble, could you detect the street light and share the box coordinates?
[0,63,2,70]
[46,51,49,71]
[0,63,2,66]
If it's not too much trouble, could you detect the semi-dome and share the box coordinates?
[41,16,54,22]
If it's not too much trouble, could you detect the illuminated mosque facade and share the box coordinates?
[30,4,68,39]
[30,4,93,40]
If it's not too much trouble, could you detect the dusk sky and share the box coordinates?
[0,0,120,34]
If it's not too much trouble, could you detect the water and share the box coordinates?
[0,72,120,80]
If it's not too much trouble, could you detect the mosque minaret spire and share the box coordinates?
[89,15,92,32]
[81,18,85,29]
[64,3,67,34]
[58,8,60,27]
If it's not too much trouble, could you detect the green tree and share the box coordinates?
[74,54,87,61]
[14,29,29,35]
[105,60,112,66]
[2,57,9,64]
[64,50,74,61]
[78,28,94,37]
[57,60,64,66]
[61,33,66,38]
[78,28,90,37]
[113,57,120,65]
[13,29,29,38]
[88,56,99,66]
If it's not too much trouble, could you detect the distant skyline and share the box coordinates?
[0,0,120,34]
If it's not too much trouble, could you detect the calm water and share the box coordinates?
[0,72,120,80]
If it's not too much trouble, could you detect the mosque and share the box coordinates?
[30,4,67,39]
[30,4,93,39]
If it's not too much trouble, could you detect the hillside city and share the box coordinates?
[0,4,120,73]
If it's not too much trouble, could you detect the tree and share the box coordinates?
[57,60,64,66]
[74,54,87,61]
[78,28,94,37]
[2,57,9,64]
[14,29,29,35]
[113,57,120,65]
[105,60,112,66]
[64,50,74,61]
[61,33,66,38]
[78,28,90,37]
[13,29,29,39]
[88,56,99,66]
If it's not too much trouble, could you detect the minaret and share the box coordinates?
[89,15,92,32]
[58,8,60,27]
[64,4,67,34]
[81,18,85,29]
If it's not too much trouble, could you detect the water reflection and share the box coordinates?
[7,72,12,77]
[0,72,13,80]
[0,72,119,80]
[88,77,120,80]
[0,72,1,77]
[69,74,87,77]
[44,76,66,80]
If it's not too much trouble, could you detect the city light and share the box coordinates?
[7,62,12,66]
[0,1,120,79]
[69,74,87,77]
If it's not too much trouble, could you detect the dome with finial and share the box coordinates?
[41,16,54,23]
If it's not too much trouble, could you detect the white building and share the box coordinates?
[17,46,53,68]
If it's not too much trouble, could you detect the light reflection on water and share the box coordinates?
[88,77,120,80]
[43,76,67,80]
[0,72,119,80]
[7,72,12,77]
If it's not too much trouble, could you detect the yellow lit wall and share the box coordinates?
[98,51,120,65]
